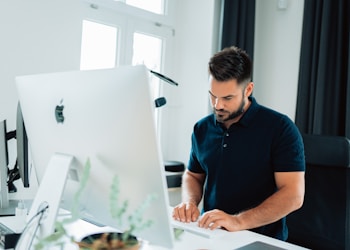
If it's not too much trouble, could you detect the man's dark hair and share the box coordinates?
[208,46,252,84]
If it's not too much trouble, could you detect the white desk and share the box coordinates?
[0,214,308,250]
[2,178,307,250]
[2,180,307,250]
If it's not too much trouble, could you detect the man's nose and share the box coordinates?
[214,98,224,109]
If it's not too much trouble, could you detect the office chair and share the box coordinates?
[287,134,350,250]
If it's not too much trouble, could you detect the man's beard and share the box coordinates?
[214,99,245,123]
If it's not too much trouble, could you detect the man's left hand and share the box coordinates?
[198,209,242,232]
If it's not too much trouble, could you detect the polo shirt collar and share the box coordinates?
[238,96,259,127]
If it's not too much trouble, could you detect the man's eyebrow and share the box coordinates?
[208,90,235,99]
[208,90,216,97]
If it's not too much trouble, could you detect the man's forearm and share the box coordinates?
[181,171,205,206]
[235,185,304,230]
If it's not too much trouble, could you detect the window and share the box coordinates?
[80,1,174,129]
[124,0,165,14]
[79,21,165,104]
[132,32,163,100]
[80,20,117,70]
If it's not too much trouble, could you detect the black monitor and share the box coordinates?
[0,120,10,213]
[0,104,30,216]
[16,103,30,188]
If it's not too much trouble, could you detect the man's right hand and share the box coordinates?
[172,202,200,223]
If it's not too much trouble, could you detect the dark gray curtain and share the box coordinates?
[295,0,350,138]
[220,0,256,60]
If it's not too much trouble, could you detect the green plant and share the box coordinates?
[109,175,157,245]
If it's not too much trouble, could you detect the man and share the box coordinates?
[172,46,305,240]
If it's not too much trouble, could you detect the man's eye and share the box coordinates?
[224,97,233,101]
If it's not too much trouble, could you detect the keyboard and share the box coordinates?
[171,218,228,238]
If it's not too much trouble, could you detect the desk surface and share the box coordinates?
[0,215,308,250]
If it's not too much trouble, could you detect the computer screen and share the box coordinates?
[16,65,174,248]
[16,103,30,188]
[0,120,10,214]
[0,111,30,216]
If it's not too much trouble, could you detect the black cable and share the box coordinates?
[8,159,20,184]
[3,129,20,192]
[15,204,49,249]
[27,209,46,249]
[7,159,19,193]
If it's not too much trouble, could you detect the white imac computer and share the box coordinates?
[15,65,174,248]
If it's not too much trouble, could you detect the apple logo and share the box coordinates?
[55,99,65,124]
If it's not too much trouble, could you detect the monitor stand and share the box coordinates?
[16,153,73,248]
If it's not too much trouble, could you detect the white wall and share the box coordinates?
[0,0,82,128]
[253,0,304,121]
[0,0,83,168]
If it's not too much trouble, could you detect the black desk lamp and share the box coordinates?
[149,70,178,108]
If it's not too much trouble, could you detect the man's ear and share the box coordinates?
[245,82,254,97]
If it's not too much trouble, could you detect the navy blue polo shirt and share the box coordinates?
[188,96,305,240]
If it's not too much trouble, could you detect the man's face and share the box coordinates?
[209,76,252,125]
